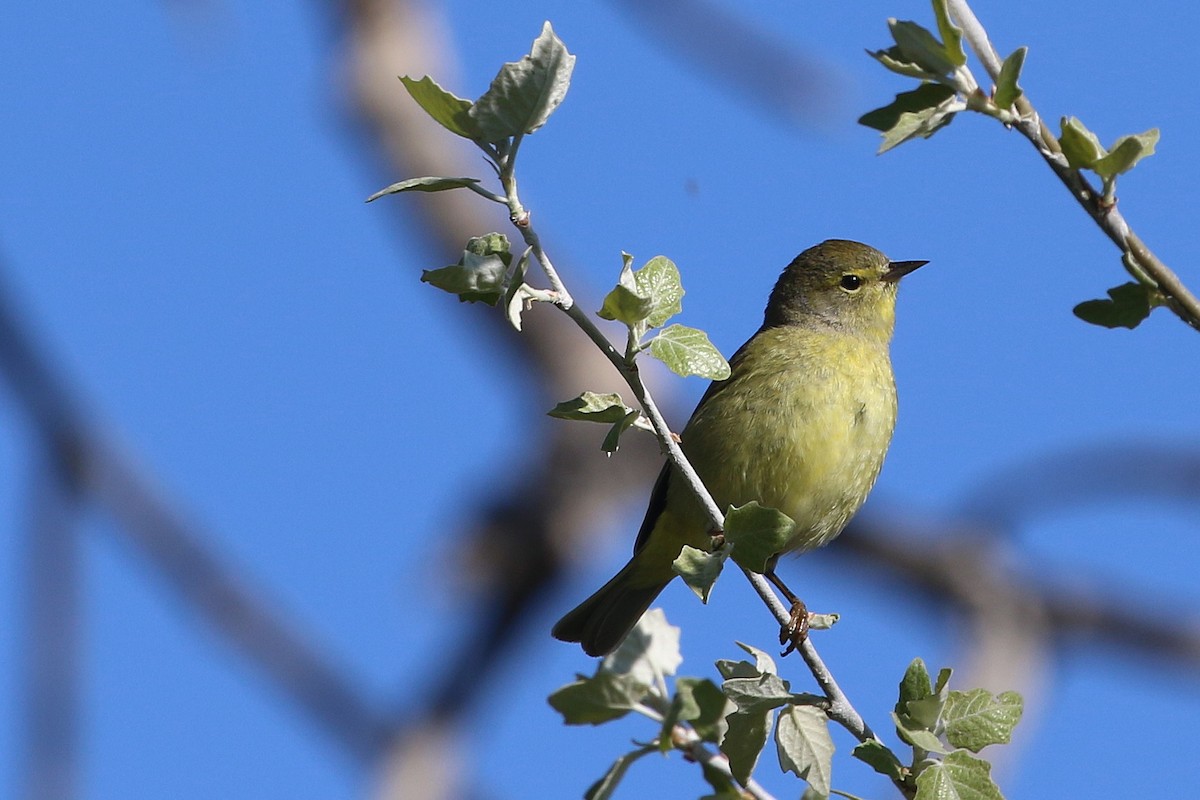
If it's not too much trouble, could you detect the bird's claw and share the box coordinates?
[779,598,810,656]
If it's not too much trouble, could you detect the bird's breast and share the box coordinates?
[676,326,898,553]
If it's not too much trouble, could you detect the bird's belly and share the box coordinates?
[680,345,897,554]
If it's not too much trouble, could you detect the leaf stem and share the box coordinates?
[946,0,1200,331]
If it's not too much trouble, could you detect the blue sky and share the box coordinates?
[2,0,1198,798]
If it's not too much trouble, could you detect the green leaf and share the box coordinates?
[601,608,683,687]
[1073,281,1156,329]
[420,251,507,304]
[584,745,657,800]
[548,671,648,725]
[469,21,576,142]
[548,391,636,423]
[365,176,481,203]
[721,704,775,787]
[735,642,778,676]
[868,45,938,80]
[675,677,732,744]
[598,255,655,326]
[1092,128,1159,180]
[895,658,934,714]
[399,75,478,139]
[993,47,1027,110]
[1059,116,1105,170]
[723,502,795,574]
[464,232,512,263]
[931,0,967,67]
[601,411,642,453]
[943,690,1023,753]
[502,248,533,331]
[648,324,731,380]
[776,705,835,797]
[889,19,957,76]
[673,543,728,603]
[892,712,948,754]
[913,751,1004,800]
[634,256,685,329]
[722,671,794,716]
[852,740,906,782]
[860,84,959,153]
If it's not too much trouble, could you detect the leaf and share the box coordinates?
[365,176,481,203]
[913,751,1004,800]
[723,502,795,574]
[931,0,966,68]
[648,324,731,380]
[721,704,775,787]
[469,21,576,142]
[675,677,732,744]
[776,705,835,797]
[860,84,959,153]
[868,45,938,80]
[601,608,683,687]
[548,671,648,725]
[993,47,1027,109]
[807,612,840,631]
[892,712,948,754]
[943,690,1023,753]
[722,671,794,716]
[548,392,636,424]
[735,642,778,676]
[1073,282,1156,329]
[599,411,639,453]
[673,543,729,603]
[464,232,512,264]
[1092,128,1159,180]
[889,19,957,76]
[399,75,478,139]
[852,740,906,782]
[1059,116,1105,170]
[699,761,743,799]
[633,256,685,329]
[598,255,655,326]
[502,248,533,330]
[420,251,507,304]
[585,745,657,800]
[895,658,934,714]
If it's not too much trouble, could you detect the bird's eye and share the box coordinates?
[839,274,863,292]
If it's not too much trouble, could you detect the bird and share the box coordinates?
[552,239,926,656]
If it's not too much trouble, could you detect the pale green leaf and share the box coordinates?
[868,46,938,80]
[634,256,685,329]
[993,47,1026,110]
[776,705,835,796]
[399,75,478,139]
[723,502,795,574]
[860,84,959,153]
[852,740,905,781]
[674,677,732,744]
[602,411,641,453]
[1093,128,1159,180]
[420,251,507,305]
[365,176,481,203]
[548,392,636,424]
[931,0,966,67]
[673,543,728,603]
[721,705,775,787]
[469,21,576,142]
[601,608,683,687]
[598,256,654,325]
[735,642,779,676]
[648,324,730,380]
[889,19,956,76]
[548,671,648,725]
[913,751,1004,800]
[1059,116,1104,170]
[943,690,1023,753]
[892,712,949,754]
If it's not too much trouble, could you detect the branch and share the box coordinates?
[947,0,1200,331]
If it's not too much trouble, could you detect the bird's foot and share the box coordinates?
[779,598,809,656]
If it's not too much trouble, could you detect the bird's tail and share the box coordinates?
[551,557,671,657]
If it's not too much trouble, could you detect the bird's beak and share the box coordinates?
[882,259,929,283]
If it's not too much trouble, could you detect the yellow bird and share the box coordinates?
[553,239,925,656]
